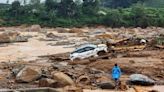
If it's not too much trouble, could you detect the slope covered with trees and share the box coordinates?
[0,0,163,27]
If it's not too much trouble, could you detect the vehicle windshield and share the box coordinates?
[71,47,95,54]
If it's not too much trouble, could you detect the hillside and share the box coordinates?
[144,0,164,8]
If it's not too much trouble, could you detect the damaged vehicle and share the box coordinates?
[70,44,108,61]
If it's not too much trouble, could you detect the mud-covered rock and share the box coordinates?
[29,25,41,32]
[97,82,115,89]
[16,67,41,83]
[52,72,74,86]
[0,28,5,31]
[0,31,28,43]
[39,78,57,87]
[129,74,155,86]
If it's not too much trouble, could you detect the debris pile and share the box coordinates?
[0,26,163,91]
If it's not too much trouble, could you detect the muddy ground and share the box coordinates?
[0,26,163,92]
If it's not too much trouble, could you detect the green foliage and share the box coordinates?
[0,0,164,27]
[82,0,100,15]
[57,0,78,17]
[103,9,124,27]
[101,0,145,8]
[144,0,164,8]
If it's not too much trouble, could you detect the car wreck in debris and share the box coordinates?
[69,44,108,61]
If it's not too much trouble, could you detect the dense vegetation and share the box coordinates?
[0,0,164,28]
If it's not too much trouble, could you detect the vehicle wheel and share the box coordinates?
[97,51,108,59]
[97,51,106,56]
[73,58,80,61]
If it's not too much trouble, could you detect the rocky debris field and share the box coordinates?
[0,25,163,92]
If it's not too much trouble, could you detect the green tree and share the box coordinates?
[45,0,58,11]
[109,0,145,8]
[82,0,100,15]
[6,0,9,4]
[57,0,78,17]
[103,10,123,27]
[10,1,21,17]
[131,4,149,27]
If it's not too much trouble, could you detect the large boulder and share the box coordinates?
[96,76,115,89]
[29,25,41,32]
[0,31,28,43]
[52,72,74,86]
[0,33,10,43]
[0,31,19,43]
[97,82,115,89]
[129,74,155,86]
[16,67,41,83]
[0,28,5,31]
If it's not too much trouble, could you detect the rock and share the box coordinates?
[0,31,19,43]
[95,34,113,39]
[0,28,5,31]
[46,32,64,41]
[90,28,107,35]
[64,86,83,92]
[52,72,74,86]
[76,75,90,85]
[46,33,56,38]
[0,33,10,43]
[39,78,57,87]
[129,74,155,86]
[97,82,115,89]
[120,81,128,91]
[0,31,28,43]
[55,40,73,46]
[14,36,28,42]
[126,88,136,92]
[11,65,25,76]
[69,28,83,33]
[30,25,41,32]
[16,67,41,83]
[56,28,69,33]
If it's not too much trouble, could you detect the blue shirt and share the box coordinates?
[112,66,121,79]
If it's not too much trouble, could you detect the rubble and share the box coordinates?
[16,67,42,83]
[129,74,155,86]
[0,26,164,91]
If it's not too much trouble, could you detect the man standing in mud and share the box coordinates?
[112,63,122,89]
